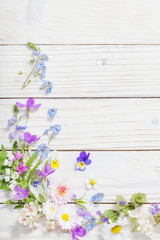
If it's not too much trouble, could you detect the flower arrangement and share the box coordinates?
[0,43,160,240]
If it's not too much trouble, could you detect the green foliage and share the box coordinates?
[116,195,126,208]
[104,209,119,223]
[131,193,147,206]
[26,161,41,183]
[18,71,23,75]
[26,151,37,167]
[0,185,10,190]
[12,140,18,154]
[39,194,46,203]
[14,204,25,209]
[27,42,40,51]
[30,59,35,63]
[14,104,19,117]
[4,200,13,204]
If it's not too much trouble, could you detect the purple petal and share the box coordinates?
[85,152,90,160]
[9,132,16,140]
[15,166,20,170]
[26,98,35,108]
[18,169,23,175]
[84,159,92,165]
[17,153,24,159]
[19,162,24,168]
[44,164,55,176]
[16,102,26,108]
[14,193,22,200]
[76,157,82,163]
[30,135,40,143]
[24,132,31,143]
[32,104,41,109]
[22,166,29,172]
[72,225,86,238]
[80,151,87,159]
[22,188,29,199]
[14,185,22,193]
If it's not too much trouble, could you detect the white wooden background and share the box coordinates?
[1,0,160,239]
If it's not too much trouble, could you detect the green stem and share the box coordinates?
[21,58,39,90]
[48,133,53,145]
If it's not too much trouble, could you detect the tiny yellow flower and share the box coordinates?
[51,159,60,169]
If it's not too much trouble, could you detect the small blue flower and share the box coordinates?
[8,117,17,127]
[40,54,49,61]
[75,151,92,171]
[86,219,96,231]
[43,129,49,135]
[37,144,50,159]
[48,108,57,118]
[50,125,61,135]
[36,60,45,70]
[42,80,53,94]
[91,193,104,203]
[33,180,40,187]
[16,126,27,131]
[33,50,41,56]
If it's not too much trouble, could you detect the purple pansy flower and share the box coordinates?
[36,164,55,178]
[75,151,92,171]
[71,225,86,240]
[12,151,24,162]
[24,132,40,144]
[13,185,29,200]
[151,203,160,215]
[16,98,41,109]
[16,162,28,175]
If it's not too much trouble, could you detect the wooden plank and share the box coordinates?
[2,45,160,98]
[1,150,160,202]
[0,204,159,240]
[1,98,160,150]
[1,0,160,44]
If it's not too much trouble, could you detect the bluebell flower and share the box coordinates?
[8,117,17,127]
[91,193,104,203]
[40,54,49,61]
[33,50,41,56]
[86,219,96,231]
[48,108,57,118]
[151,203,160,215]
[50,125,61,135]
[75,151,92,171]
[33,180,40,188]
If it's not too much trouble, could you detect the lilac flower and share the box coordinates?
[50,125,61,135]
[13,185,29,200]
[12,151,24,162]
[102,217,108,223]
[16,162,29,175]
[16,126,27,131]
[151,203,160,215]
[91,193,104,203]
[36,164,55,178]
[37,144,50,159]
[120,200,126,206]
[24,132,40,144]
[71,225,86,240]
[75,151,92,171]
[96,210,102,216]
[16,98,41,109]
[86,219,96,231]
[48,108,57,118]
[8,116,17,127]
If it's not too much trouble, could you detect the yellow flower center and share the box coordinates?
[79,162,85,167]
[111,225,122,234]
[62,213,69,222]
[51,160,59,169]
[90,179,96,186]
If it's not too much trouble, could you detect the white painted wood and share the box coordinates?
[1,98,160,150]
[2,45,160,97]
[0,204,160,240]
[1,151,160,203]
[1,0,160,44]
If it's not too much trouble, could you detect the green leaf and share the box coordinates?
[12,140,18,154]
[18,71,23,75]
[14,104,19,117]
[30,59,35,63]
[124,204,135,216]
[27,42,40,51]
[4,200,13,204]
[26,151,37,167]
[26,160,41,183]
[131,193,146,206]
[0,152,6,162]
[116,195,126,208]
[104,209,119,223]
[0,185,10,191]
[14,204,25,209]
[76,200,87,204]
[1,145,7,157]
[39,194,46,203]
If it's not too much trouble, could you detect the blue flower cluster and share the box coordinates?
[37,144,50,159]
[8,117,17,127]
[16,126,27,131]
[86,219,96,231]
[44,125,61,136]
[48,108,57,118]
[91,193,104,203]
[42,80,53,94]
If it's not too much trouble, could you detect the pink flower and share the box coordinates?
[16,162,29,175]
[16,98,41,109]
[12,151,24,162]
[13,185,29,200]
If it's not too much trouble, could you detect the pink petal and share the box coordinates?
[24,132,31,143]
[32,104,41,109]
[26,98,34,108]
[22,166,29,172]
[17,153,24,159]
[16,102,26,108]
[19,162,24,168]
[14,185,22,193]
[15,166,20,170]
[18,169,23,175]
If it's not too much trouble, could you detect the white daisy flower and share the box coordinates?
[56,205,77,230]
[101,216,130,240]
[5,168,10,176]
[42,201,57,220]
[85,176,100,190]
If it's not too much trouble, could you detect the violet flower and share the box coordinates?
[24,132,40,144]
[75,151,92,171]
[36,164,55,178]
[13,185,29,200]
[77,208,93,220]
[16,162,28,175]
[120,200,126,206]
[151,203,160,215]
[16,98,41,109]
[12,151,24,162]
[71,225,86,240]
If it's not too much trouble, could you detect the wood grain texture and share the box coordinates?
[1,0,160,44]
[0,204,160,240]
[1,151,160,203]
[2,45,160,98]
[1,98,160,150]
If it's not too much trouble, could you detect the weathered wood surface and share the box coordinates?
[2,45,160,98]
[1,0,160,44]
